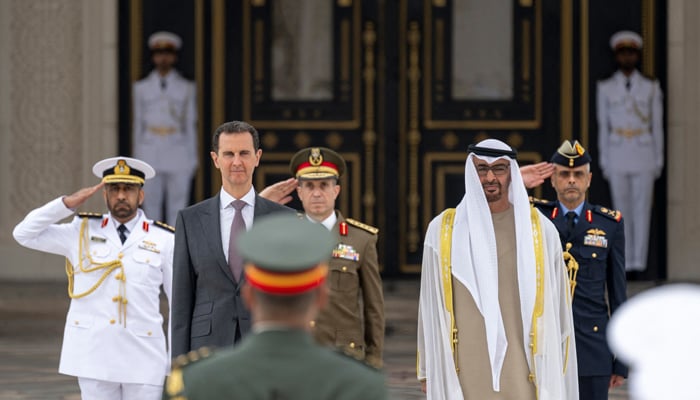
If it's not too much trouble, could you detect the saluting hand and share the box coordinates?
[259,177,298,205]
[520,161,555,189]
[62,182,105,210]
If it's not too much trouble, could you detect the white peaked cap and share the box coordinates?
[608,284,700,400]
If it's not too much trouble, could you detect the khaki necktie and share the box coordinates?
[228,200,247,282]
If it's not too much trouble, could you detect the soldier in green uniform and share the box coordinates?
[163,214,387,400]
[287,147,385,369]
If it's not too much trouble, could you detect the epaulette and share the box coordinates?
[529,196,556,207]
[165,347,214,399]
[593,205,622,222]
[77,212,103,219]
[153,220,175,233]
[345,218,379,235]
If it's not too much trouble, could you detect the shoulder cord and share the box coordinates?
[65,217,127,326]
[563,243,579,300]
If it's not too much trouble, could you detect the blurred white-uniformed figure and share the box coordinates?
[608,284,700,400]
[133,31,197,225]
[596,30,663,274]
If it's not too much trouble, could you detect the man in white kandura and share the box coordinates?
[417,139,578,400]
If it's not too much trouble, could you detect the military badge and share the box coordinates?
[309,148,323,166]
[138,240,161,253]
[90,235,107,243]
[584,228,608,248]
[339,221,348,236]
[332,243,360,261]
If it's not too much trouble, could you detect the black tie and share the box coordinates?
[565,212,577,237]
[161,78,167,90]
[117,224,128,244]
[625,78,631,91]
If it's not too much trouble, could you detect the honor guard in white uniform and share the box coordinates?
[596,30,663,274]
[13,157,174,400]
[133,31,197,225]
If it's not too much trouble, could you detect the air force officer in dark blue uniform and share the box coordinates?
[532,140,628,400]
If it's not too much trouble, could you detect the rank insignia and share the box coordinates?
[339,222,348,236]
[332,243,359,261]
[90,235,107,243]
[138,240,160,253]
[584,229,608,248]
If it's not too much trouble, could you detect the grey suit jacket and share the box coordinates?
[171,193,292,358]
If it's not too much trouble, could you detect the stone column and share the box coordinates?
[0,0,118,280]
[667,0,700,281]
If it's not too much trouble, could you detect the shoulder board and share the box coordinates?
[593,205,622,222]
[153,220,175,233]
[77,212,103,219]
[529,197,556,207]
[345,218,379,235]
[172,346,214,369]
[165,347,214,399]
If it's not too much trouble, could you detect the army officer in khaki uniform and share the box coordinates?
[288,147,385,368]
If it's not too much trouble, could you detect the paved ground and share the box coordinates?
[0,279,656,399]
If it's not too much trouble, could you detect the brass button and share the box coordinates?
[592,253,597,258]
[566,242,572,248]
[74,320,79,325]
[146,258,150,263]
[349,342,355,349]
[147,331,152,336]
[342,266,348,272]
[309,320,316,328]
[109,319,116,324]
[593,326,599,332]
[118,253,124,259]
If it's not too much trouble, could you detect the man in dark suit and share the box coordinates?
[171,120,292,358]
[531,140,627,400]
[163,214,387,400]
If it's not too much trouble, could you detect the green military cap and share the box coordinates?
[289,147,346,180]
[550,140,592,168]
[237,214,335,295]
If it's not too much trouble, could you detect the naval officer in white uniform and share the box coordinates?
[13,157,174,400]
[133,31,197,225]
[596,30,663,275]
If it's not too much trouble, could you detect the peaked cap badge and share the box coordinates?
[309,148,323,166]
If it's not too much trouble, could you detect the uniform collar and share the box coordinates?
[558,201,585,217]
[306,211,337,231]
[110,209,143,232]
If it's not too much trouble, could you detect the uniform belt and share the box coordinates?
[148,126,178,136]
[614,128,644,138]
